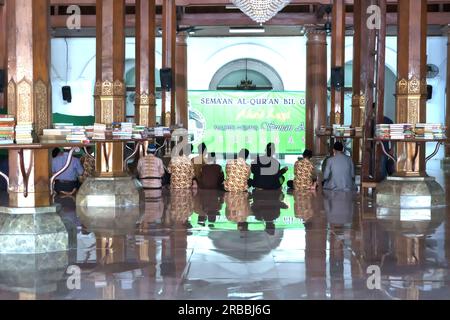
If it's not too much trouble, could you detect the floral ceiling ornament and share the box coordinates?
[232,0,291,25]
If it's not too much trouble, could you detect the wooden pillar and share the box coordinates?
[94,0,126,176]
[445,30,450,158]
[0,1,5,109]
[161,0,176,126]
[395,0,427,176]
[306,30,328,156]
[355,0,378,175]
[176,32,188,129]
[330,0,346,125]
[6,0,52,208]
[135,0,156,127]
[373,0,387,181]
[351,0,362,165]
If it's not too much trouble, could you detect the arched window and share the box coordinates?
[209,58,284,91]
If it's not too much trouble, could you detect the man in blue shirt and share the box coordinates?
[52,148,84,195]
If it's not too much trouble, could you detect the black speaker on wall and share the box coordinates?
[160,68,173,91]
[62,86,72,103]
[331,67,345,91]
[0,70,5,93]
[427,85,433,100]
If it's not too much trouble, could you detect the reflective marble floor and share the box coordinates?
[1,160,450,300]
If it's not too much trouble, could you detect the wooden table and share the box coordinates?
[0,136,172,196]
[368,138,448,164]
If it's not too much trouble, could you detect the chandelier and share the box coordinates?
[232,0,291,25]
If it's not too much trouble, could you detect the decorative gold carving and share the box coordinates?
[95,80,113,96]
[408,100,419,124]
[115,100,125,122]
[34,79,49,136]
[94,80,126,124]
[396,77,427,95]
[102,100,114,124]
[135,93,157,127]
[396,77,427,125]
[135,92,156,106]
[95,80,125,96]
[7,80,16,116]
[17,78,33,124]
[352,93,366,108]
[113,80,125,95]
[165,112,171,127]
[334,111,341,126]
[139,106,150,127]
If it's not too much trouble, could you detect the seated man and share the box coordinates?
[52,148,84,195]
[168,145,195,189]
[198,154,225,190]
[287,149,317,191]
[249,143,288,190]
[323,142,357,192]
[224,148,251,193]
[137,144,165,190]
[191,143,208,182]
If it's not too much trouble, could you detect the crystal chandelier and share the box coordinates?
[232,0,291,25]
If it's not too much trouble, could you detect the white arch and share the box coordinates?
[196,42,298,91]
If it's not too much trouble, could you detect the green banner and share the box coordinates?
[188,91,306,155]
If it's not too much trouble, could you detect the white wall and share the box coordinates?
[187,37,306,91]
[51,38,96,117]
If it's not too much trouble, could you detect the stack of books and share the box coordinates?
[15,124,34,144]
[375,124,390,139]
[415,123,446,139]
[66,126,89,143]
[112,122,133,140]
[0,115,16,145]
[154,127,165,137]
[333,125,354,137]
[133,125,146,139]
[41,128,72,143]
[389,123,414,139]
[92,123,107,140]
[85,125,94,139]
[163,127,171,137]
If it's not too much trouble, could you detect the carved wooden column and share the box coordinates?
[351,0,363,166]
[176,31,188,129]
[354,0,377,174]
[445,30,450,158]
[6,0,52,207]
[135,0,156,128]
[395,0,427,176]
[94,0,126,176]
[306,30,328,156]
[330,0,345,125]
[0,1,5,109]
[162,0,176,126]
[375,0,440,210]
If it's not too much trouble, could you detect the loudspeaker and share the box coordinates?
[160,68,173,91]
[62,86,72,103]
[331,67,345,91]
[0,70,4,93]
[427,85,432,100]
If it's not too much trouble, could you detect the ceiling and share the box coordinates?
[48,1,450,37]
